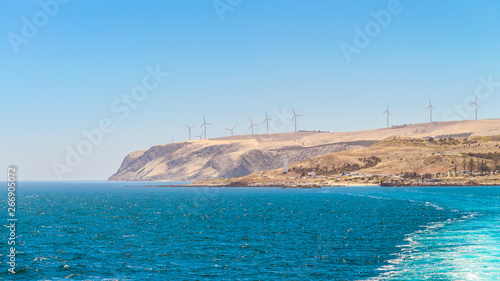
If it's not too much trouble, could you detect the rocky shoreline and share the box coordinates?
[142,182,324,188]
[135,181,500,188]
[380,181,499,187]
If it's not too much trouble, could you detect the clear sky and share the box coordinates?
[1,0,500,181]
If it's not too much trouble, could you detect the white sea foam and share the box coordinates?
[348,189,500,281]
[345,193,394,201]
[425,201,444,210]
[367,211,500,281]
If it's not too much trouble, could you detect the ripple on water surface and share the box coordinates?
[0,183,498,280]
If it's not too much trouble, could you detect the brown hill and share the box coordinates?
[286,135,500,176]
[109,119,500,181]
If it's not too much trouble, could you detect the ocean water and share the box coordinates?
[1,182,499,280]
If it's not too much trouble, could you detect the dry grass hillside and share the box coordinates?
[110,119,500,181]
[287,135,500,176]
[214,135,500,187]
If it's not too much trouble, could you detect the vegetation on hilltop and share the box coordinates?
[285,136,500,176]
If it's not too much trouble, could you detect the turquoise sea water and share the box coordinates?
[1,182,499,280]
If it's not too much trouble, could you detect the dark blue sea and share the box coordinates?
[1,182,499,280]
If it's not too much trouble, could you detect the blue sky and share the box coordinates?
[1,0,500,181]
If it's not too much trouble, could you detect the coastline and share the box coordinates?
[142,181,499,188]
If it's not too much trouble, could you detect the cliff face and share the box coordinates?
[109,120,500,181]
[108,133,375,181]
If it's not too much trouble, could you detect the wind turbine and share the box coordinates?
[200,116,212,139]
[195,134,202,140]
[185,124,195,140]
[291,108,302,132]
[470,96,480,120]
[425,99,436,123]
[225,125,236,136]
[382,105,391,128]
[263,112,273,135]
[248,118,258,135]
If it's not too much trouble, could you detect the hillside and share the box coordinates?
[264,135,500,177]
[109,119,500,181]
[197,135,500,187]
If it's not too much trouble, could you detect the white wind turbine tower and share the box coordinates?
[225,125,236,136]
[184,124,195,140]
[425,99,436,123]
[382,105,391,128]
[291,108,302,132]
[200,116,212,139]
[263,112,273,135]
[470,96,480,120]
[248,118,258,135]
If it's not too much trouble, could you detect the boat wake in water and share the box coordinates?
[368,187,500,280]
